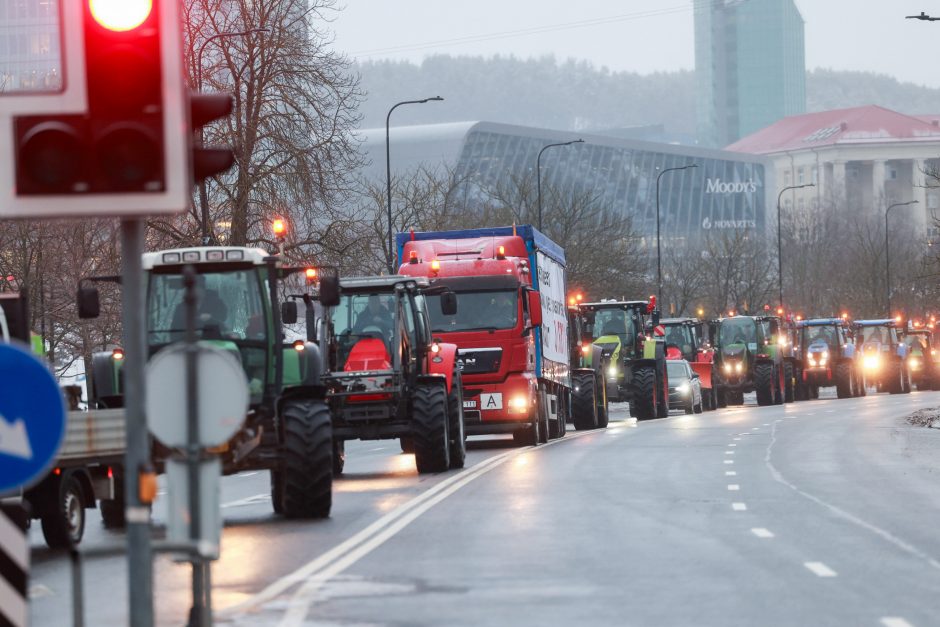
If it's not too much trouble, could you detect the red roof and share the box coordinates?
[726,105,940,155]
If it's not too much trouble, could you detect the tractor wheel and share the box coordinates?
[857,367,868,396]
[271,470,284,514]
[902,365,912,394]
[656,364,669,418]
[755,362,774,406]
[333,441,346,476]
[412,383,451,473]
[596,377,610,428]
[836,363,853,399]
[400,438,415,454]
[773,365,784,405]
[631,364,658,420]
[784,362,795,403]
[100,475,125,529]
[41,473,87,549]
[716,389,728,408]
[572,373,599,430]
[447,372,467,469]
[888,362,904,394]
[280,399,333,518]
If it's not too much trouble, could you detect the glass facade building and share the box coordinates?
[362,121,770,243]
[0,0,61,93]
[695,0,806,148]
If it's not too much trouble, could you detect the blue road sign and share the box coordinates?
[0,343,66,494]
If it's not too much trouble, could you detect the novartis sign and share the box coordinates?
[705,178,758,194]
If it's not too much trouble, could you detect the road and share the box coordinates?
[29,390,940,626]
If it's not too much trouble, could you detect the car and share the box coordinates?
[667,359,703,414]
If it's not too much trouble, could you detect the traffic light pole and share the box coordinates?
[120,219,154,627]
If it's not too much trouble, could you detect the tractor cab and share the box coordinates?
[659,317,704,362]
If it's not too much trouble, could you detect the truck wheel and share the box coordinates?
[836,363,853,398]
[333,441,346,476]
[631,364,657,420]
[784,362,795,403]
[281,399,333,518]
[412,383,451,473]
[513,424,538,447]
[755,362,774,406]
[572,373,599,430]
[537,389,550,444]
[447,372,467,469]
[42,474,86,549]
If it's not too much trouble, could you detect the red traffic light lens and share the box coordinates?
[89,0,153,32]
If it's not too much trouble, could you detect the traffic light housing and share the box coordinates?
[190,93,235,181]
[2,0,189,218]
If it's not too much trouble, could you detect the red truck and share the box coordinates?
[397,226,570,446]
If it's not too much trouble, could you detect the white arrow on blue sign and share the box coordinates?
[0,343,66,494]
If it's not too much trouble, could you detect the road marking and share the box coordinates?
[724,460,734,464]
[825,410,835,413]
[766,421,940,571]
[762,423,770,426]
[218,432,591,623]
[240,472,259,478]
[222,493,270,509]
[733,437,741,441]
[727,484,740,491]
[751,528,774,538]
[881,618,914,627]
[803,562,837,577]
[725,471,737,476]
[725,451,734,455]
[751,427,760,430]
[729,443,736,447]
[732,502,747,511]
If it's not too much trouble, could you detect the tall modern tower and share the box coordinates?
[695,0,806,148]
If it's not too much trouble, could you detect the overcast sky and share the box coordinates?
[331,0,940,89]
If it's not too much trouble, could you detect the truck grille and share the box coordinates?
[457,348,502,374]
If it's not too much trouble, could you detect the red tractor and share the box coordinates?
[322,275,467,473]
[660,317,718,410]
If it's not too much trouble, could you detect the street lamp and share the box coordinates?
[906,11,940,20]
[386,97,444,273]
[655,164,697,304]
[885,199,920,316]
[536,139,584,231]
[776,183,815,308]
[195,28,269,245]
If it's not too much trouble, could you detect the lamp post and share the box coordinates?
[385,97,444,273]
[776,183,815,308]
[655,164,697,304]
[195,28,268,245]
[536,139,584,231]
[885,199,920,316]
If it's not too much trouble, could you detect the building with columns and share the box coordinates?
[726,106,940,237]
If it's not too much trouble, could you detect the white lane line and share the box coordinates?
[725,471,737,476]
[221,493,270,509]
[751,528,774,539]
[732,502,747,511]
[240,472,259,478]
[881,618,915,627]
[728,484,740,491]
[825,410,835,414]
[762,423,770,426]
[725,451,735,455]
[724,460,734,465]
[752,427,760,430]
[766,421,940,571]
[218,431,591,623]
[729,443,737,447]
[733,437,741,441]
[804,561,838,577]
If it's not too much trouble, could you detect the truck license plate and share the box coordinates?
[463,400,477,409]
[479,393,502,410]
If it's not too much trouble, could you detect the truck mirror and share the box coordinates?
[281,301,298,325]
[77,286,100,319]
[651,310,661,326]
[527,290,543,327]
[319,275,340,308]
[440,290,458,316]
[584,322,593,334]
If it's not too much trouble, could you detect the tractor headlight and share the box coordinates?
[608,365,618,378]
[723,362,732,373]
[910,357,921,371]
[863,354,880,370]
[735,362,743,373]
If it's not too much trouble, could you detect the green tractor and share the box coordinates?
[577,298,668,420]
[712,314,789,407]
[79,246,335,519]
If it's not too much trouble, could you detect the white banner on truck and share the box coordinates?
[535,251,569,374]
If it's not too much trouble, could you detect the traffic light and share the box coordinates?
[4,0,189,217]
[190,93,235,181]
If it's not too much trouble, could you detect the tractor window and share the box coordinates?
[664,325,693,356]
[332,292,396,368]
[147,269,266,344]
[718,318,757,348]
[592,309,635,343]
[426,290,517,333]
[860,326,893,345]
[801,325,838,348]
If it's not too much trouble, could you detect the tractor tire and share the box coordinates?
[41,474,86,549]
[333,440,346,476]
[836,362,853,399]
[773,365,784,405]
[280,399,333,518]
[728,390,745,405]
[447,372,467,469]
[902,365,912,394]
[656,365,669,418]
[631,365,658,420]
[100,475,125,529]
[857,367,868,396]
[400,438,415,454]
[784,362,795,403]
[572,373,599,430]
[717,389,728,408]
[755,362,775,406]
[888,362,904,395]
[271,470,284,515]
[412,383,451,473]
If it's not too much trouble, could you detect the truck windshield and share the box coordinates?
[426,290,518,333]
[718,318,757,346]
